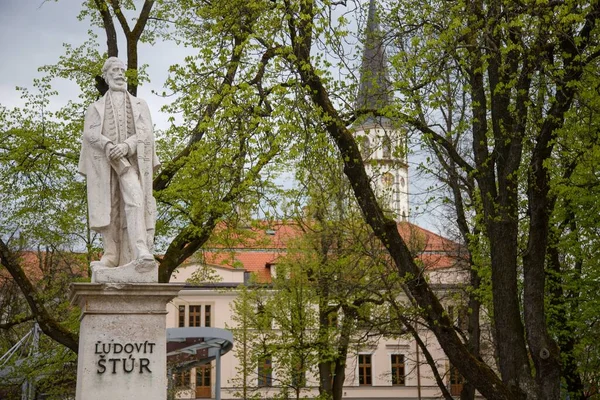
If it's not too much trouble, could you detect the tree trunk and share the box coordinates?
[0,240,79,353]
[291,53,514,398]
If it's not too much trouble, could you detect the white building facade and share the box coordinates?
[166,223,472,400]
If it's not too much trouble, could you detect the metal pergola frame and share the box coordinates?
[166,327,234,400]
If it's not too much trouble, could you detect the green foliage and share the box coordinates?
[4,0,600,398]
[228,284,275,400]
[0,77,89,250]
[383,0,600,396]
[544,69,600,397]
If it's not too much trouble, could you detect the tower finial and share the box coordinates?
[356,0,390,112]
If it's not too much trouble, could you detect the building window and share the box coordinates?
[174,370,191,388]
[258,356,273,387]
[178,305,185,328]
[358,354,372,385]
[292,360,306,388]
[204,305,211,328]
[448,305,468,331]
[292,369,306,388]
[327,309,339,328]
[391,354,405,385]
[183,304,212,328]
[189,305,202,327]
[256,303,273,329]
[449,365,464,396]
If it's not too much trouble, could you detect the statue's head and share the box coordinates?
[102,57,127,92]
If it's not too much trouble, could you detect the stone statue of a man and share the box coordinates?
[78,57,160,278]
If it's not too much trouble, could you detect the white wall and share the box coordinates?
[166,263,467,399]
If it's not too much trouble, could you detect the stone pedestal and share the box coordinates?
[70,283,183,400]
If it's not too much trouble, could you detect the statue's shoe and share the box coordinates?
[139,253,155,261]
[91,258,157,283]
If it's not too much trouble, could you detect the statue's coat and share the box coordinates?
[78,93,160,232]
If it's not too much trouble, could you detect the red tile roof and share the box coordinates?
[198,221,464,282]
[0,250,89,282]
[202,251,282,282]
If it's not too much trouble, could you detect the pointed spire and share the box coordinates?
[356,0,390,112]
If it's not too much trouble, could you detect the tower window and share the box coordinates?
[361,136,371,159]
[382,136,392,159]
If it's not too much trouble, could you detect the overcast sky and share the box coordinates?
[0,0,187,128]
[0,1,81,107]
[0,0,445,232]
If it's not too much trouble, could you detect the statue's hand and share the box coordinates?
[108,143,128,160]
[105,143,115,159]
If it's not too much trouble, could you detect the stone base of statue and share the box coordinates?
[91,258,158,283]
[70,282,183,400]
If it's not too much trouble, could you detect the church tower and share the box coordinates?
[354,0,409,221]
